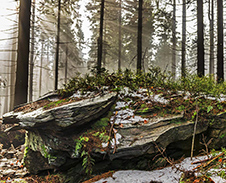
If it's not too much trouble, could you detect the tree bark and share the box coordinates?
[103,21,106,68]
[217,0,224,82]
[118,0,122,71]
[208,0,214,75]
[10,27,17,110]
[172,0,176,79]
[65,43,68,84]
[14,0,31,107]
[39,40,44,97]
[182,0,186,77]
[97,0,105,73]
[137,0,143,72]
[29,0,35,102]
[55,0,61,90]
[197,0,205,77]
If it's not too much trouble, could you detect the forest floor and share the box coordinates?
[0,142,225,183]
[1,82,226,182]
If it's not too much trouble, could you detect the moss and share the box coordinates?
[136,107,150,114]
[92,118,109,128]
[92,104,116,129]
[23,146,30,159]
[43,98,70,109]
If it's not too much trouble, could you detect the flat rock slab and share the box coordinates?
[3,92,118,132]
[110,114,208,159]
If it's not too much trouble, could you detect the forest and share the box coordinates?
[0,0,226,182]
[0,0,224,116]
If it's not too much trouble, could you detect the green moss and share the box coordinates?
[92,117,109,128]
[24,146,30,159]
[170,118,186,124]
[43,98,70,109]
[136,107,150,114]
[41,144,57,160]
[92,104,115,129]
[220,132,226,139]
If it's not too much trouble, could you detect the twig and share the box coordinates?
[113,130,117,154]
[108,111,117,140]
[199,134,213,158]
[193,152,225,171]
[153,142,184,173]
[191,99,199,159]
[107,111,118,152]
[191,158,211,165]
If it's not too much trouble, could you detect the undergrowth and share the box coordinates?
[58,67,226,99]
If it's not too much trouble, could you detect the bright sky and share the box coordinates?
[0,1,17,47]
[79,0,92,59]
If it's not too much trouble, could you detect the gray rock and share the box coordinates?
[3,90,226,182]
[3,92,118,132]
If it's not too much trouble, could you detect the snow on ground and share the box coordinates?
[94,155,226,183]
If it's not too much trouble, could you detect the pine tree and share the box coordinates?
[55,0,61,90]
[137,0,143,72]
[217,0,224,82]
[197,0,204,77]
[14,0,31,107]
[182,0,186,77]
[208,0,214,75]
[97,0,105,73]
[172,0,176,79]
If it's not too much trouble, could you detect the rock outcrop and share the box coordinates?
[3,92,118,174]
[2,89,226,182]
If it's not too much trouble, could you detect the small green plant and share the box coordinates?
[75,136,89,156]
[217,104,223,110]
[23,146,30,165]
[176,105,185,112]
[191,111,197,121]
[219,132,226,139]
[218,170,226,179]
[41,145,56,159]
[137,107,150,114]
[81,150,95,175]
[74,136,94,176]
[207,105,213,113]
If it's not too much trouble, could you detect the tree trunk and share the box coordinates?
[55,0,61,90]
[137,0,143,72]
[217,0,224,82]
[182,0,186,77]
[39,40,44,97]
[197,0,205,77]
[65,43,68,84]
[118,0,122,71]
[103,21,106,68]
[97,0,105,73]
[209,0,214,75]
[172,0,176,79]
[10,28,17,110]
[14,0,31,107]
[29,0,35,102]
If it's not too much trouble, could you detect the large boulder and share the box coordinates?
[3,92,118,174]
